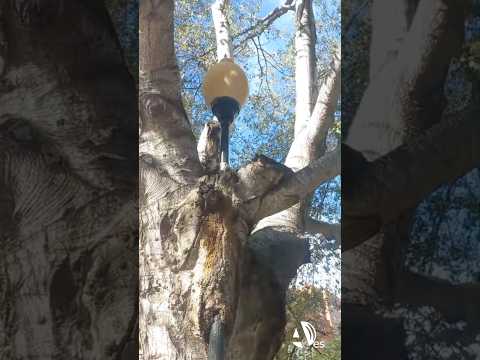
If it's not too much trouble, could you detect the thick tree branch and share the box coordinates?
[252,147,340,223]
[230,228,308,358]
[305,217,340,242]
[343,109,480,251]
[139,0,201,185]
[286,47,340,168]
[343,1,469,327]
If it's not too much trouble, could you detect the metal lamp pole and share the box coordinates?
[211,97,240,169]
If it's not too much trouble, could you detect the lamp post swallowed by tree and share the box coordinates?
[203,58,248,170]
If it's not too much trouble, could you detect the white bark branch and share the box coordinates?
[294,0,317,137]
[310,47,341,127]
[286,46,341,169]
[212,0,233,59]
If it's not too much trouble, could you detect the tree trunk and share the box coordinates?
[138,1,340,359]
[0,1,138,358]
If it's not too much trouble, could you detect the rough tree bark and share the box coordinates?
[139,0,340,359]
[0,1,138,359]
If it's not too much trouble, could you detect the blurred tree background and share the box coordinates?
[342,0,480,358]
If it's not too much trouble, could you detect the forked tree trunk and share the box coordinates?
[139,1,340,359]
[0,1,138,358]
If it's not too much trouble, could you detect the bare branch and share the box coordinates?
[236,155,293,204]
[305,217,340,242]
[180,0,294,63]
[232,0,295,48]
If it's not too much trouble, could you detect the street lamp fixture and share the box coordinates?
[203,58,248,170]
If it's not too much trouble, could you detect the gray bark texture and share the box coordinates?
[0,0,138,359]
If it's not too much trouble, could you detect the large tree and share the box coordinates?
[139,0,340,359]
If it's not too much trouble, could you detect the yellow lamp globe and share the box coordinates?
[203,58,249,108]
[202,58,248,170]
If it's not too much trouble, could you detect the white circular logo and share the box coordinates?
[292,321,317,348]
